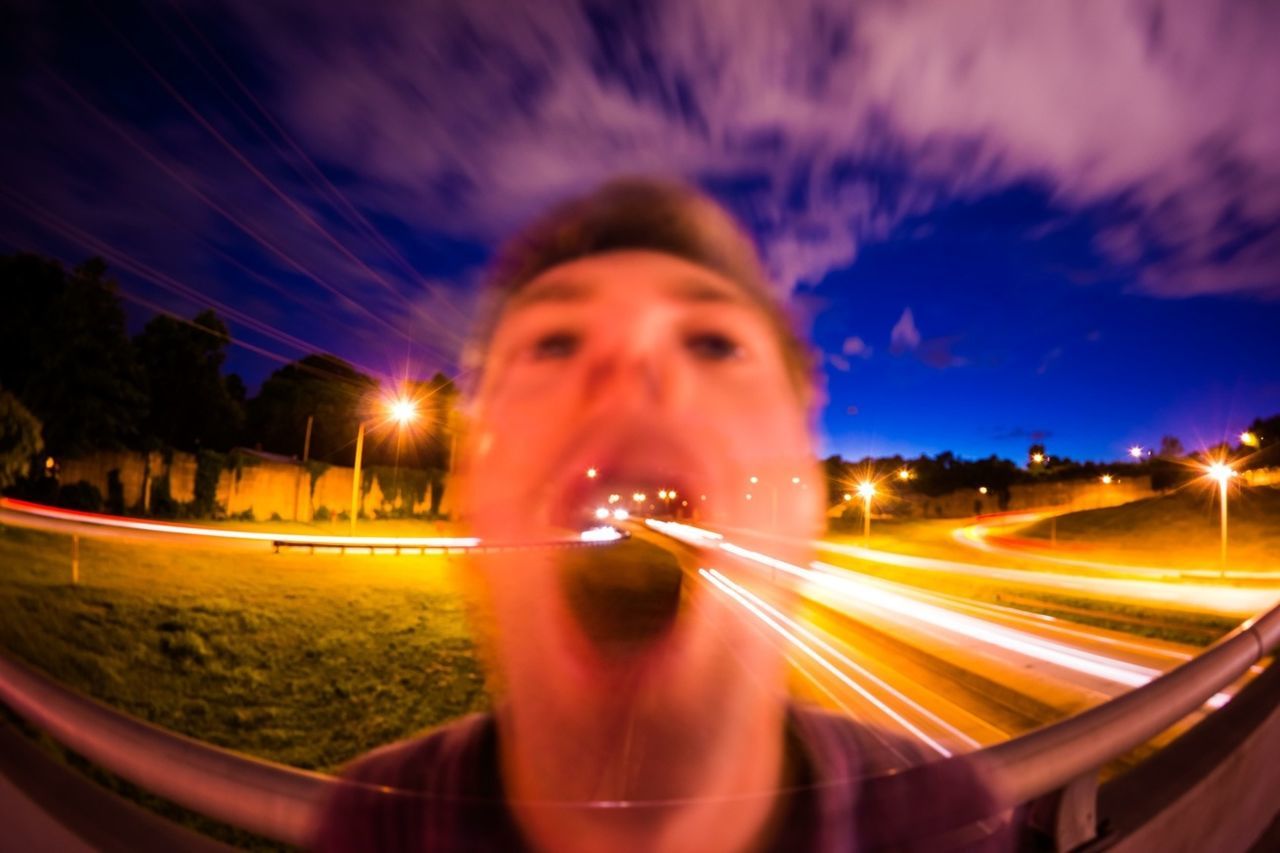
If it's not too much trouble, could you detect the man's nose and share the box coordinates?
[581,315,678,410]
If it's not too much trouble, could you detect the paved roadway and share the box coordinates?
[5,498,1277,772]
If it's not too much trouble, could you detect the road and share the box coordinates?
[644,517,1278,771]
[4,498,1276,773]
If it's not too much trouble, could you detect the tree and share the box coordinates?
[0,388,43,489]
[0,255,146,455]
[246,355,376,466]
[1158,435,1185,458]
[134,310,245,451]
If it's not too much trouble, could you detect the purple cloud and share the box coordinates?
[890,308,922,352]
[217,0,1280,298]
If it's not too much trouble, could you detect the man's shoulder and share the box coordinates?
[311,713,515,852]
[787,705,1014,851]
[337,712,496,791]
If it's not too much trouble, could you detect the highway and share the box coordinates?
[4,498,1276,774]
[644,517,1278,772]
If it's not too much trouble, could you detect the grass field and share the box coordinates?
[0,524,488,773]
[1020,484,1280,572]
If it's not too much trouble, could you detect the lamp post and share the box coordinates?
[350,397,419,535]
[1206,461,1236,575]
[856,482,875,539]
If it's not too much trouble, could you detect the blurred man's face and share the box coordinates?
[460,249,820,799]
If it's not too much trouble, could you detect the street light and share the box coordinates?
[1206,461,1237,574]
[1129,445,1144,459]
[350,396,419,534]
[856,482,876,539]
[898,468,913,481]
[1030,453,1044,465]
[1240,431,1260,448]
[1100,474,1114,485]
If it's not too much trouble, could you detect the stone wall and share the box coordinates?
[910,475,1154,519]
[51,450,448,522]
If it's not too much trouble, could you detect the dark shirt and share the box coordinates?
[312,706,1014,852]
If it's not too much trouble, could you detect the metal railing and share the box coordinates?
[1,589,1277,847]
[986,602,1280,805]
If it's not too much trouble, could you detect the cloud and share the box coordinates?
[918,337,969,370]
[826,353,851,372]
[842,335,872,358]
[995,427,1053,442]
[217,0,1279,298]
[890,308,921,352]
[1037,346,1064,375]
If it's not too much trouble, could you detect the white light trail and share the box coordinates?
[699,568,956,757]
[1,498,483,548]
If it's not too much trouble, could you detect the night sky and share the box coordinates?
[2,1,1277,462]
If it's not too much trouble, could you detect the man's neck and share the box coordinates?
[498,699,792,853]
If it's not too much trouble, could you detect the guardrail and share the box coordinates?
[0,542,1276,848]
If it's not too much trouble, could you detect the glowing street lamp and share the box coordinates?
[1100,474,1114,485]
[1030,452,1044,465]
[350,396,419,534]
[1129,445,1144,459]
[1240,431,1260,448]
[586,467,599,479]
[1206,461,1237,573]
[898,468,913,481]
[856,482,876,539]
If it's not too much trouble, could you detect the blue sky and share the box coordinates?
[1,0,1277,462]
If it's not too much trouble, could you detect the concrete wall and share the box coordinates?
[1242,466,1280,487]
[217,460,311,522]
[909,475,1155,519]
[52,450,449,522]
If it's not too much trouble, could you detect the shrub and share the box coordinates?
[56,480,103,512]
[193,449,226,517]
[151,472,178,518]
[313,505,331,522]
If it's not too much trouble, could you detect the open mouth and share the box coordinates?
[558,537,686,661]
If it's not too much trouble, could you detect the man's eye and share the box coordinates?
[685,332,743,361]
[531,331,580,360]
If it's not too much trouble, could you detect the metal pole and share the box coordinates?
[863,494,872,539]
[350,421,365,535]
[1220,477,1228,576]
[294,415,314,523]
[71,534,79,585]
[302,415,313,463]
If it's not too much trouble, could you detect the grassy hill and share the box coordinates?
[1021,484,1280,572]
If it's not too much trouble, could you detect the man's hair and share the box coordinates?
[464,177,815,401]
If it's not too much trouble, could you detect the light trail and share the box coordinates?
[0,499,480,548]
[44,71,418,346]
[645,520,1239,709]
[953,515,1279,581]
[717,538,1235,709]
[699,568,957,757]
[814,537,1280,616]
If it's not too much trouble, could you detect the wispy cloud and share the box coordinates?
[842,335,872,358]
[220,0,1280,298]
[890,308,922,352]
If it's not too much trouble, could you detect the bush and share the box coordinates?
[151,472,178,518]
[0,388,43,490]
[106,469,125,515]
[269,512,282,522]
[56,480,103,512]
[193,449,226,518]
[313,505,331,522]
[231,508,254,522]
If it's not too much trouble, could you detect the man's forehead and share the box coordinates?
[507,252,750,311]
